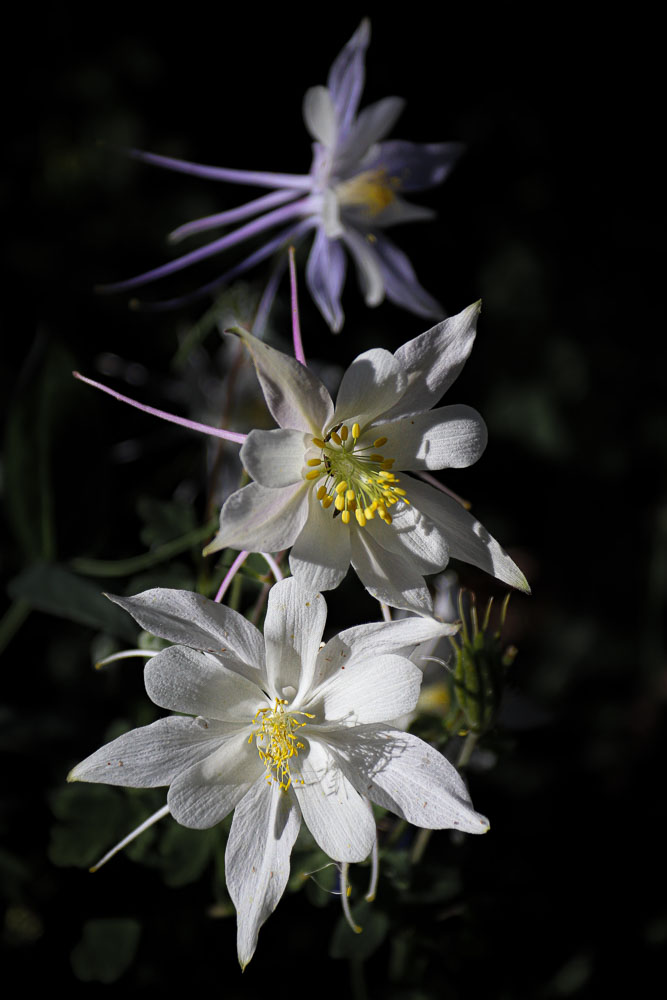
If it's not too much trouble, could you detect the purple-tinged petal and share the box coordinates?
[226,779,301,970]
[97,198,314,294]
[381,301,480,420]
[204,481,310,556]
[336,97,406,170]
[305,227,347,332]
[326,18,371,135]
[363,141,464,192]
[368,232,444,321]
[167,188,302,244]
[126,146,313,190]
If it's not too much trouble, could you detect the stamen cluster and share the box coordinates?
[305,422,409,527]
[249,698,312,791]
[336,169,399,216]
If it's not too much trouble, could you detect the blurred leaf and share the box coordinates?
[330,900,389,960]
[8,563,137,640]
[156,823,217,888]
[137,496,197,547]
[49,784,149,869]
[71,918,141,983]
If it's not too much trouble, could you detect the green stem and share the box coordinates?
[69,519,218,578]
[0,599,31,656]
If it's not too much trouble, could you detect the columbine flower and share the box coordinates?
[99,20,461,331]
[68,578,488,968]
[204,301,530,614]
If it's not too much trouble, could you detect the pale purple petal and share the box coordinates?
[305,227,347,332]
[326,18,371,135]
[126,146,313,189]
[168,188,302,244]
[204,481,310,555]
[369,232,444,321]
[336,97,406,170]
[363,141,464,192]
[226,780,301,970]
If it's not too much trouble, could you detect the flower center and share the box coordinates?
[304,422,410,527]
[249,698,313,791]
[335,169,399,216]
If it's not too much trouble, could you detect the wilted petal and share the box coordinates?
[350,526,434,614]
[404,475,531,593]
[382,301,480,420]
[229,327,334,433]
[167,730,262,829]
[371,405,488,471]
[305,227,347,332]
[241,428,309,487]
[68,717,229,788]
[333,345,406,429]
[226,779,301,970]
[364,140,464,192]
[334,726,490,834]
[292,738,375,862]
[145,646,265,721]
[327,18,370,134]
[263,578,328,697]
[312,653,422,725]
[107,589,265,686]
[289,489,351,595]
[205,480,310,555]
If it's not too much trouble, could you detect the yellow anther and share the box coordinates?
[382,512,393,525]
[393,487,407,496]
[364,506,375,520]
[316,485,327,500]
[340,425,349,441]
[352,423,360,439]
[345,489,355,502]
[369,454,384,462]
[378,470,392,478]
[322,495,333,508]
[348,499,357,511]
[341,510,351,524]
[306,469,322,480]
[355,508,366,527]
[311,437,325,448]
[373,437,388,448]
[382,459,395,469]
[307,458,322,467]
[335,494,345,511]
[335,481,348,494]
[331,431,342,446]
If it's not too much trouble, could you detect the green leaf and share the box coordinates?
[156,823,217,888]
[49,784,148,869]
[8,563,138,640]
[71,918,141,983]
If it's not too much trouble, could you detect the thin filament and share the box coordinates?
[215,550,249,603]
[89,804,170,873]
[288,246,306,366]
[95,649,159,670]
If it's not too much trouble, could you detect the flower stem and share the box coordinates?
[288,246,307,366]
[69,519,218,578]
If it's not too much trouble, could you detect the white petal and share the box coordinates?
[240,428,309,487]
[68,716,228,788]
[371,405,488,471]
[229,327,334,433]
[333,346,406,431]
[350,521,434,614]
[226,779,301,970]
[167,730,263,829]
[292,738,376,862]
[382,302,481,420]
[106,590,265,687]
[364,501,449,575]
[303,85,338,148]
[403,475,531,593]
[312,616,458,691]
[341,227,385,308]
[263,577,328,698]
[205,480,310,555]
[289,487,351,594]
[333,726,489,834]
[312,653,422,725]
[145,646,265,721]
[368,196,435,228]
[336,97,406,168]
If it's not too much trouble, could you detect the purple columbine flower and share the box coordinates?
[99,20,462,332]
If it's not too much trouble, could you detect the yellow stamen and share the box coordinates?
[307,458,322,467]
[342,510,351,524]
[316,485,327,500]
[355,508,366,527]
[373,437,387,447]
[345,489,355,502]
[352,423,360,439]
[322,496,333,508]
[335,481,348,494]
[306,469,322,480]
[340,425,349,441]
[335,494,345,511]
[311,437,325,448]
[331,431,342,446]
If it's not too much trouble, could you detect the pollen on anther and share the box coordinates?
[352,423,361,439]
[307,458,322,467]
[374,437,387,447]
[316,485,327,500]
[331,431,342,446]
[342,510,351,524]
[306,469,322,480]
[312,437,325,448]
[340,425,349,441]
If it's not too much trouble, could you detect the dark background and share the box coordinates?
[3,6,664,996]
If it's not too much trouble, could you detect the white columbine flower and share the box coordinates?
[204,301,529,613]
[69,579,489,968]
